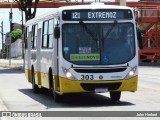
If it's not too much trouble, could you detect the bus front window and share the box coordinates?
[62,23,135,65]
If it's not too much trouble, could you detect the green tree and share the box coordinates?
[11,29,22,43]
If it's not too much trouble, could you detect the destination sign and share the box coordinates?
[62,9,133,21]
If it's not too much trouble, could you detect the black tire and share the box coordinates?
[48,69,53,90]
[110,91,121,101]
[53,91,63,102]
[31,69,39,93]
[48,70,63,102]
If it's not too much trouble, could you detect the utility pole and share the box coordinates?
[9,3,13,65]
[1,21,4,58]
[22,10,25,70]
[2,21,3,52]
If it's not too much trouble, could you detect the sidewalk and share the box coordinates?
[0,59,24,70]
[0,59,18,120]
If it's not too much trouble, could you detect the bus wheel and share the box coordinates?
[31,70,39,93]
[110,91,121,101]
[48,71,63,102]
[53,91,63,102]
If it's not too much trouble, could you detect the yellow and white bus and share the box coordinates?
[25,3,138,102]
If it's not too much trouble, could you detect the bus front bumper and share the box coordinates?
[55,76,138,95]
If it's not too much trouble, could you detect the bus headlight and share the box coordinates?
[62,67,77,80]
[124,66,137,80]
[66,71,72,78]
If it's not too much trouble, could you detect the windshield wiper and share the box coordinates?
[102,20,118,42]
[79,21,97,41]
[101,20,118,52]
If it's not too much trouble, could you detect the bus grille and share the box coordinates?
[74,68,126,73]
[80,82,122,91]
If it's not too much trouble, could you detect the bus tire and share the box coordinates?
[48,70,63,102]
[110,91,121,101]
[53,92,63,103]
[48,69,53,90]
[31,69,39,93]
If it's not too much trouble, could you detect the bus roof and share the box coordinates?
[26,9,58,26]
[26,2,133,25]
[59,2,133,11]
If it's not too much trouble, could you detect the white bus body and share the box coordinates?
[25,3,138,102]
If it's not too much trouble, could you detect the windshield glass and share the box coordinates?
[62,23,135,65]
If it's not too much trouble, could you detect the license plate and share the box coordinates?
[95,88,108,93]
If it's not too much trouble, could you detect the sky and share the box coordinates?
[0,0,139,50]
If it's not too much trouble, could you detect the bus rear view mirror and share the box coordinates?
[54,26,60,39]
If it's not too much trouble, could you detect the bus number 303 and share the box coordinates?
[81,75,94,80]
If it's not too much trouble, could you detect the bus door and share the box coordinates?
[36,28,42,85]
[53,20,60,92]
[30,24,42,86]
[25,31,32,82]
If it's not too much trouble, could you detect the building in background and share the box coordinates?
[10,38,22,58]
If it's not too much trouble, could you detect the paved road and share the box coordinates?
[0,66,160,120]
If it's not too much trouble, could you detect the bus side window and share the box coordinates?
[34,24,38,48]
[31,24,38,49]
[42,21,48,48]
[42,19,54,49]
[25,27,28,49]
[48,19,54,48]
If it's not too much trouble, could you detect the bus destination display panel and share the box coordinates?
[62,9,133,21]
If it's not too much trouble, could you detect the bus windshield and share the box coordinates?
[62,23,135,65]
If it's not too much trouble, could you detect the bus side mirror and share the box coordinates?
[54,26,60,39]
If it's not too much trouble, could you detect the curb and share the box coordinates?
[0,64,24,70]
[0,97,16,120]
[0,59,24,70]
